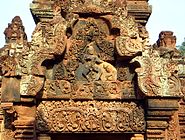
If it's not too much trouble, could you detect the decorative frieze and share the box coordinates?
[42,80,135,99]
[36,101,145,133]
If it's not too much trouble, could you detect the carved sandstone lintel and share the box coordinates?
[36,101,145,133]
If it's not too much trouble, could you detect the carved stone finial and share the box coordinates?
[4,16,27,44]
[157,31,176,49]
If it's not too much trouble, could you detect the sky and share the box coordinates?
[0,0,185,48]
[147,0,185,46]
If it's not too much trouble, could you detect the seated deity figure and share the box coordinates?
[100,62,117,81]
[76,42,103,81]
[76,42,117,82]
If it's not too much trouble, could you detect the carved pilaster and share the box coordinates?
[146,98,180,140]
[0,108,4,140]
[1,102,15,140]
[131,134,144,140]
[167,111,181,140]
[38,134,51,140]
[14,120,35,140]
[178,99,185,139]
[13,105,36,140]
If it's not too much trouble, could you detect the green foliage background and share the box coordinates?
[177,39,185,56]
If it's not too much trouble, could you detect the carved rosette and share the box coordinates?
[36,101,145,133]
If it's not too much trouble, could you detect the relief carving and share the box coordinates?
[0,16,28,77]
[20,75,44,96]
[157,31,176,49]
[167,111,181,140]
[116,16,147,57]
[76,42,117,82]
[1,0,184,139]
[4,16,27,44]
[132,47,182,96]
[36,101,145,132]
[42,80,134,99]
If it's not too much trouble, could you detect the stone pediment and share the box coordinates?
[0,0,184,140]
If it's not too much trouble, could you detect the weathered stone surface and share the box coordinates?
[157,31,176,49]
[0,0,185,140]
[132,47,182,96]
[42,80,134,99]
[36,101,145,133]
[30,0,151,25]
[4,16,27,44]
[1,77,20,102]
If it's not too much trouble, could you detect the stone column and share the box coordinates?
[146,98,180,140]
[178,99,185,139]
[13,105,36,140]
[0,108,4,140]
[38,134,51,140]
[131,134,144,140]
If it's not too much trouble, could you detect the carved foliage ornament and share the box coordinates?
[36,101,145,132]
[4,16,27,43]
[115,16,147,57]
[132,47,182,96]
[42,80,134,99]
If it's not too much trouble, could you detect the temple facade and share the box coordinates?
[0,0,185,139]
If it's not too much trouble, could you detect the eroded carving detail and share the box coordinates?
[42,80,134,99]
[36,101,145,132]
[20,75,44,96]
[76,42,117,82]
[1,0,184,139]
[132,47,182,96]
[116,16,147,57]
[167,112,181,140]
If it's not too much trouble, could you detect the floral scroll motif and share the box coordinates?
[36,101,145,133]
[132,48,182,96]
